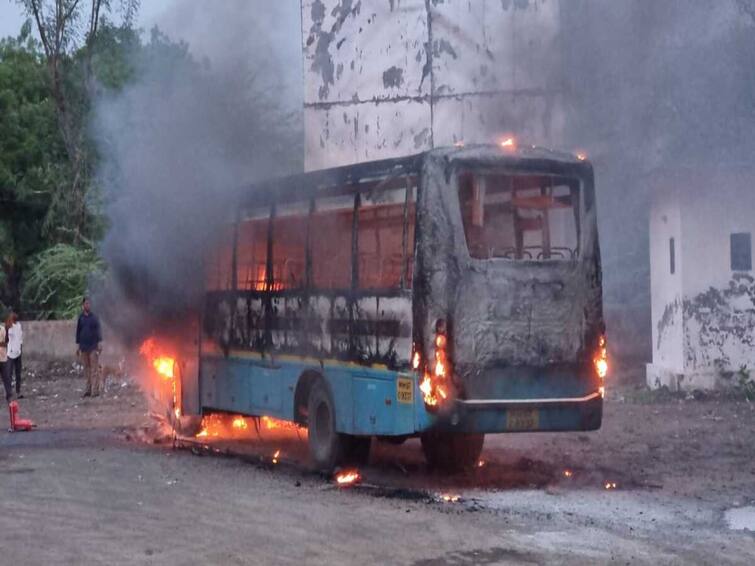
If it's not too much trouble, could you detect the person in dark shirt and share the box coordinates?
[76,297,103,397]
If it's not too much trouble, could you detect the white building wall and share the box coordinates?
[679,170,755,383]
[647,186,685,388]
[301,0,563,171]
[647,168,755,390]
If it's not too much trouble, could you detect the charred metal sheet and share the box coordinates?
[203,290,413,369]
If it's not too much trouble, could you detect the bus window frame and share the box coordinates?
[455,167,584,263]
[230,173,418,295]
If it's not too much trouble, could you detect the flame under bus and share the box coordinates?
[190,144,605,470]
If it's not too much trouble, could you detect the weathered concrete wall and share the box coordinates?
[301,0,564,170]
[647,185,684,387]
[647,168,755,390]
[19,320,126,366]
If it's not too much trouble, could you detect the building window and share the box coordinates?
[669,237,675,275]
[731,232,752,271]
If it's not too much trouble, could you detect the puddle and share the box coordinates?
[725,506,755,531]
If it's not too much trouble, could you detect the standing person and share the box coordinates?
[7,312,23,398]
[0,314,12,403]
[76,298,103,397]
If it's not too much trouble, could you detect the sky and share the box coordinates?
[0,0,168,41]
[0,1,301,74]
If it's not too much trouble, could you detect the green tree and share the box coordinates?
[16,0,139,243]
[0,22,67,313]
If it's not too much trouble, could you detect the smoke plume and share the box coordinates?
[93,1,303,343]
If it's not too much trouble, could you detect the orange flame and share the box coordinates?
[419,375,438,406]
[563,469,573,478]
[334,469,361,486]
[604,481,617,490]
[232,416,248,430]
[594,335,608,381]
[440,493,460,503]
[500,137,516,149]
[153,356,175,379]
[272,449,281,464]
[412,351,421,370]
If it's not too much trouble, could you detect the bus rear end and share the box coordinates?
[413,145,605,468]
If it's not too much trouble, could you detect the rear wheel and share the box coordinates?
[307,379,347,471]
[420,431,484,471]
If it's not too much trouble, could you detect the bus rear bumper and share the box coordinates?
[430,391,603,434]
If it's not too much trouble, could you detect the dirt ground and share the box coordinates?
[1,362,754,565]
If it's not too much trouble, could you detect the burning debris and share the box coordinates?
[563,469,574,479]
[604,481,618,490]
[272,450,281,465]
[138,337,181,424]
[439,494,461,503]
[334,469,361,487]
[232,416,248,431]
[499,137,516,149]
[193,413,305,442]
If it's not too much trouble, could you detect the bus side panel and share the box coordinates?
[200,356,253,414]
[350,369,416,435]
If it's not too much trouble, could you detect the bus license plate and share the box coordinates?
[506,408,539,431]
[397,377,413,404]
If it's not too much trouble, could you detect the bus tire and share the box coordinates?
[307,379,346,471]
[420,431,484,472]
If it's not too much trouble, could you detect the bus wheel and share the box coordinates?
[420,431,484,472]
[307,379,346,471]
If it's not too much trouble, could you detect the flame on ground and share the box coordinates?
[604,481,618,490]
[334,469,361,486]
[500,137,516,149]
[272,449,281,464]
[440,493,461,503]
[563,469,573,478]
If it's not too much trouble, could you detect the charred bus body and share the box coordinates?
[195,144,606,470]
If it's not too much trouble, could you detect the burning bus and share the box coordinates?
[157,143,605,471]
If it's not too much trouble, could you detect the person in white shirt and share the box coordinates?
[7,312,23,398]
[0,315,11,403]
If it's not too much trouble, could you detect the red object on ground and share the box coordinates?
[8,401,33,432]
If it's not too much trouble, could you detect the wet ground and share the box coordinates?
[1,363,754,564]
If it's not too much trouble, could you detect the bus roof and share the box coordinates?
[241,144,591,209]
